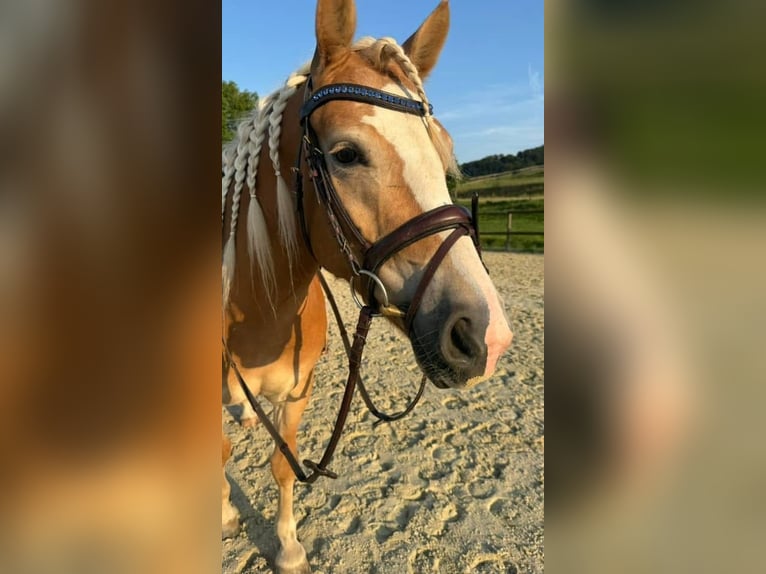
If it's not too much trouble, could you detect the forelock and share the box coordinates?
[349,37,460,178]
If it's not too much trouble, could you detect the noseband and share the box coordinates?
[295,80,483,331]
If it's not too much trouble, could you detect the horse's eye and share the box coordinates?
[333,147,358,164]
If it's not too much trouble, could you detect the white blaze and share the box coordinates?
[360,86,513,379]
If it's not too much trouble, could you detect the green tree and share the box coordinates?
[446,172,458,195]
[222,81,258,144]
[460,145,544,177]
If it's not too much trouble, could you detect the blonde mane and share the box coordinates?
[221,37,457,308]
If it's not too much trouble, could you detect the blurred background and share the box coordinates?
[0,1,220,572]
[546,0,766,572]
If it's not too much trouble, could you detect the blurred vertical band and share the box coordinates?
[547,0,766,572]
[0,1,220,572]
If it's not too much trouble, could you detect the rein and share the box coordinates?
[228,78,483,483]
[318,272,427,428]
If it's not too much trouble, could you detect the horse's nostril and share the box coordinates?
[442,314,486,379]
[450,318,475,359]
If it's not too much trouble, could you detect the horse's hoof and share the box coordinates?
[241,416,259,429]
[221,515,240,540]
[275,548,311,574]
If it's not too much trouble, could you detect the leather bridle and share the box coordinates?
[296,79,483,330]
[226,78,485,484]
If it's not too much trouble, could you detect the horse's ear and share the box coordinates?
[402,0,450,80]
[314,0,357,71]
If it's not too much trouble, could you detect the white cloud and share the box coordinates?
[528,63,543,100]
[455,131,543,163]
[432,65,545,161]
[436,80,544,161]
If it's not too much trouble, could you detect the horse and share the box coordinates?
[221,1,513,572]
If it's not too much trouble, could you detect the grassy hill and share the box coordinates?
[454,166,544,253]
[455,165,544,200]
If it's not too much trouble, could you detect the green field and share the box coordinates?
[455,165,544,200]
[454,166,544,253]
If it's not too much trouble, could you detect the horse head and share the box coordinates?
[301,0,513,389]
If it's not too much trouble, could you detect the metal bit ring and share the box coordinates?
[350,270,389,312]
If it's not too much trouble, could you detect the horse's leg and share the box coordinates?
[221,432,240,538]
[237,399,260,428]
[223,363,259,430]
[271,370,315,574]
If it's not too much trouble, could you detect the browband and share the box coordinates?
[300,83,433,123]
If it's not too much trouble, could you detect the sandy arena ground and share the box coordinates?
[223,252,544,573]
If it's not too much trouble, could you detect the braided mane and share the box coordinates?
[221,63,310,307]
[222,38,456,308]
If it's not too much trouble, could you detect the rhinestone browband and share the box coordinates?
[300,82,433,123]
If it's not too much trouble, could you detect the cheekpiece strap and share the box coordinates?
[300,83,433,123]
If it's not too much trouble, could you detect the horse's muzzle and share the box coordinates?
[412,304,491,389]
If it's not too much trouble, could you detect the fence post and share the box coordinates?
[506,212,513,251]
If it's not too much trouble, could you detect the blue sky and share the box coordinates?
[222,0,543,162]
